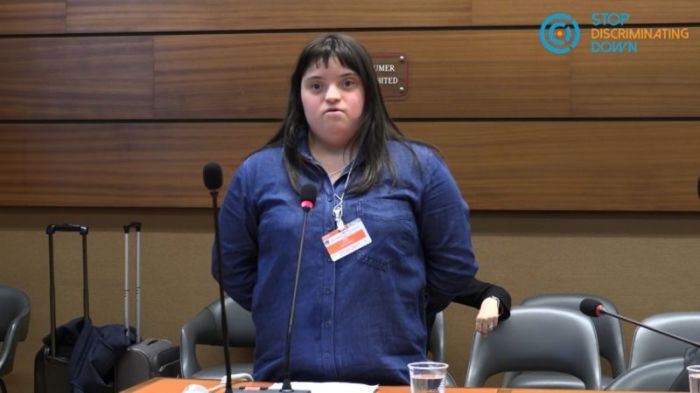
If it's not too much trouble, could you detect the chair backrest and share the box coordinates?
[629,311,700,368]
[0,285,31,376]
[180,296,255,378]
[465,306,602,390]
[429,311,445,362]
[606,357,685,391]
[519,293,626,376]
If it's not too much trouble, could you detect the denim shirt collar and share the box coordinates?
[297,128,367,177]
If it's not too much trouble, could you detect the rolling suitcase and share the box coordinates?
[34,224,112,393]
[115,222,180,390]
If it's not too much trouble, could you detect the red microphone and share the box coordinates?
[299,184,316,211]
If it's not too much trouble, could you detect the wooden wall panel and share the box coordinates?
[572,37,700,117]
[59,0,700,34]
[65,0,471,33]
[154,30,700,120]
[3,31,697,120]
[0,132,25,205]
[0,37,153,119]
[154,34,300,119]
[0,0,65,35]
[0,124,272,207]
[359,31,572,118]
[403,121,700,212]
[1,2,698,211]
[472,0,700,26]
[1,122,698,211]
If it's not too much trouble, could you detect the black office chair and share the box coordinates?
[629,311,700,368]
[0,285,31,393]
[503,293,626,389]
[606,357,685,391]
[465,306,602,390]
[180,296,255,379]
[428,311,457,386]
[429,311,444,362]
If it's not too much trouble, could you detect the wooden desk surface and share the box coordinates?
[121,378,502,392]
[122,378,670,393]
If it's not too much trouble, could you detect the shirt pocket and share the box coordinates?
[353,197,418,270]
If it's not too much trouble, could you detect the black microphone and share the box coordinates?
[204,162,223,190]
[579,298,700,348]
[275,185,317,393]
[203,162,233,393]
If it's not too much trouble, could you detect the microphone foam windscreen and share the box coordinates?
[300,184,317,204]
[203,162,223,190]
[579,298,602,317]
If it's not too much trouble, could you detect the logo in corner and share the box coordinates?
[540,13,580,54]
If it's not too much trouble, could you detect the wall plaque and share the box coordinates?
[371,53,408,100]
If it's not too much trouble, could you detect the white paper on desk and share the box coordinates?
[268,381,378,393]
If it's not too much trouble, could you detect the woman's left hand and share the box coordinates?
[475,297,500,335]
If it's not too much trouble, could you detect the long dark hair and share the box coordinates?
[266,33,413,194]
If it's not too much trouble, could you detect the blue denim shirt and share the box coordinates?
[214,134,478,385]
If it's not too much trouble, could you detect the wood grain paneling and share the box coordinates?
[401,121,700,212]
[358,31,573,118]
[0,0,65,35]
[0,37,153,119]
[0,132,25,205]
[60,0,699,34]
[472,0,700,26]
[572,35,700,117]
[2,31,697,120]
[154,34,300,119]
[0,124,272,207]
[1,122,698,211]
[64,0,471,33]
[154,30,700,119]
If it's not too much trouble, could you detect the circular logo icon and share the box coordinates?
[540,13,580,54]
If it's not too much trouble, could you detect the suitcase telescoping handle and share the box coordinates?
[46,223,89,235]
[124,222,142,343]
[123,222,142,233]
[45,223,90,358]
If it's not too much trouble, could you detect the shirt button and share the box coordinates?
[324,288,332,295]
[324,352,330,358]
[324,320,332,328]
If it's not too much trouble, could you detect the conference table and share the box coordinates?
[122,379,659,393]
[122,379,498,392]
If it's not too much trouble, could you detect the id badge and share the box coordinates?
[322,218,372,262]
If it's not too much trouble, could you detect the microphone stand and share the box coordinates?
[211,189,233,393]
[277,205,312,393]
[600,309,700,348]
